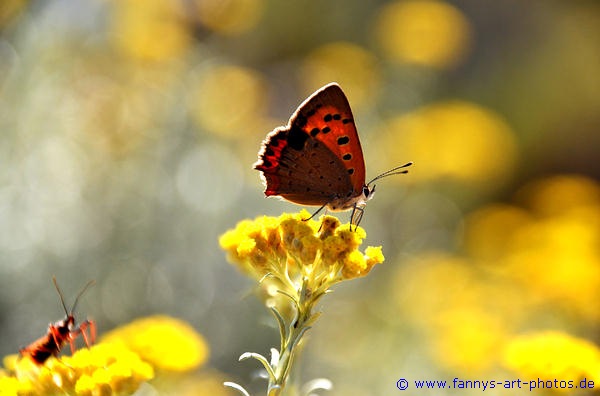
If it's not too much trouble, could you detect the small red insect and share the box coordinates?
[255,83,412,226]
[19,277,96,365]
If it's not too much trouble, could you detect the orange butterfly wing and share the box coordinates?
[291,83,366,195]
[255,83,366,207]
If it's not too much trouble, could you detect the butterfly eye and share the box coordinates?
[363,186,375,199]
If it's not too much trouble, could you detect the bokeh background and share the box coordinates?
[1,0,599,394]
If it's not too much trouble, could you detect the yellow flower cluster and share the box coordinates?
[394,175,600,374]
[220,212,385,395]
[1,343,153,395]
[0,315,208,395]
[101,315,209,372]
[465,175,600,321]
[219,211,385,289]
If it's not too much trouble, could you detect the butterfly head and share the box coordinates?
[326,162,412,212]
[362,183,376,201]
[352,162,410,208]
[343,162,412,228]
[334,184,375,211]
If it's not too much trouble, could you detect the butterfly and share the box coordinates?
[254,83,412,227]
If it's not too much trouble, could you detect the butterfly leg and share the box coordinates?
[350,204,365,231]
[303,203,328,222]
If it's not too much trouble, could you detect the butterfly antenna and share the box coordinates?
[366,162,413,187]
[52,276,70,317]
[70,280,95,315]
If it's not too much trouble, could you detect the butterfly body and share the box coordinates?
[255,83,410,225]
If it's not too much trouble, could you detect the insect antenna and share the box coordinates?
[52,276,70,317]
[70,280,95,315]
[52,276,95,316]
[366,162,413,187]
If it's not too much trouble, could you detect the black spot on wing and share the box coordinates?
[287,125,308,150]
[337,136,350,145]
[295,113,307,128]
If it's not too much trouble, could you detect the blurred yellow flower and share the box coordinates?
[376,101,517,188]
[188,65,269,139]
[0,0,27,27]
[301,42,381,108]
[102,315,209,372]
[394,254,526,372]
[432,306,508,373]
[392,174,600,378]
[516,174,600,217]
[463,204,533,262]
[194,0,265,35]
[111,0,192,61]
[0,376,23,395]
[2,343,153,395]
[373,0,472,69]
[505,212,600,321]
[460,175,600,322]
[505,331,600,385]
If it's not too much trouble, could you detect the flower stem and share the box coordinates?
[269,278,316,395]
